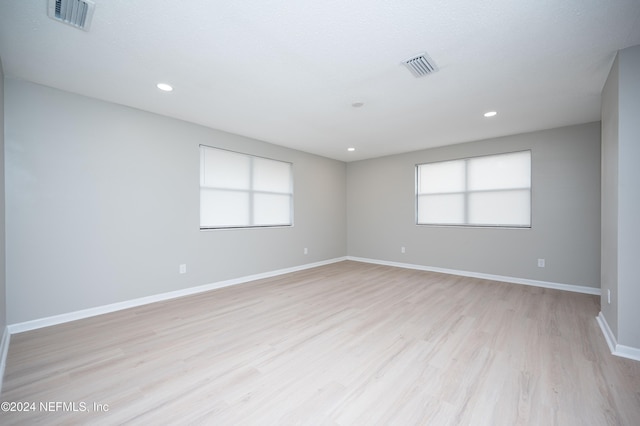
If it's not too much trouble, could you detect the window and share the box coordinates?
[416,150,531,227]
[200,145,293,229]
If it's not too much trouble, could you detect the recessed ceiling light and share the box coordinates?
[484,111,497,117]
[157,83,173,92]
[347,147,356,152]
[351,101,364,108]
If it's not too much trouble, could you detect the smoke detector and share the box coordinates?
[403,53,439,78]
[48,0,95,31]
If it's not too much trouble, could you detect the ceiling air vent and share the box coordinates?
[47,0,95,31]
[403,53,438,78]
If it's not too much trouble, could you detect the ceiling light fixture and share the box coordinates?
[348,147,356,152]
[157,83,173,92]
[484,111,497,117]
[351,101,364,108]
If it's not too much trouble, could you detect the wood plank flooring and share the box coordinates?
[2,261,639,425]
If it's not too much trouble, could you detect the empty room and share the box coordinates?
[1,0,640,424]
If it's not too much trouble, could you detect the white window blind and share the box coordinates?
[416,150,531,227]
[200,146,293,229]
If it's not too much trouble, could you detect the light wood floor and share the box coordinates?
[2,261,639,425]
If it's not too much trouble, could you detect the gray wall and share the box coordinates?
[0,58,5,333]
[601,55,619,337]
[602,45,640,349]
[347,123,601,288]
[617,45,640,348]
[5,79,346,324]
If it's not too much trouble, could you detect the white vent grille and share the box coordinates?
[48,0,95,31]
[403,53,438,78]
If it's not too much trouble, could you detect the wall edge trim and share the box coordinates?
[597,311,640,362]
[0,327,10,393]
[347,256,601,295]
[8,257,347,334]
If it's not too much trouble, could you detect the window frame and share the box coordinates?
[415,150,532,229]
[199,145,294,230]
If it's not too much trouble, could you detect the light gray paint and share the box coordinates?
[5,79,346,324]
[600,45,640,350]
[601,55,619,337]
[347,123,601,288]
[0,58,6,333]
[617,45,640,348]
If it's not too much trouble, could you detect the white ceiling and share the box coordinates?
[1,1,639,162]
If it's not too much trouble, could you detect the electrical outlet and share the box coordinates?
[401,246,406,253]
[179,264,187,274]
[304,248,308,255]
[537,259,545,268]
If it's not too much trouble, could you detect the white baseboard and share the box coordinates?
[6,256,598,335]
[596,312,617,353]
[347,256,601,296]
[0,326,10,393]
[597,312,640,362]
[8,257,347,335]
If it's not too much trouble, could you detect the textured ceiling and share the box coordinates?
[1,0,639,161]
